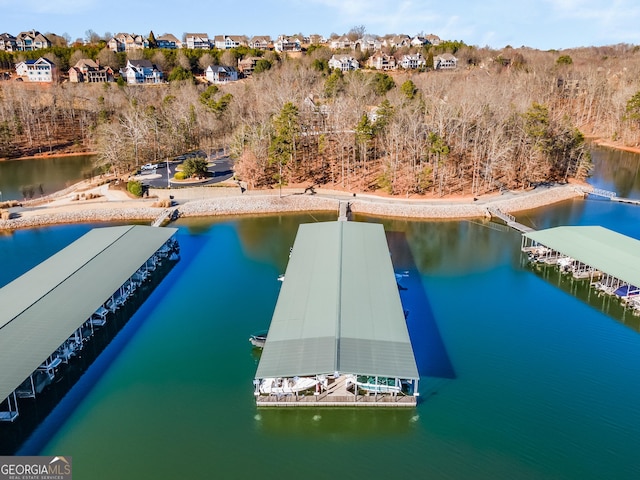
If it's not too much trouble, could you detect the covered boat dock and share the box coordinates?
[522,226,640,311]
[0,225,178,421]
[254,221,419,407]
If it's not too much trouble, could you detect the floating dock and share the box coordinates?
[522,226,640,312]
[254,221,419,407]
[0,225,179,422]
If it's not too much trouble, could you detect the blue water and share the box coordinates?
[1,148,640,479]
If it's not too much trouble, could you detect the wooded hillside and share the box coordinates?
[1,44,640,197]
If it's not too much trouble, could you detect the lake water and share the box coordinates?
[2,147,640,479]
[0,155,96,202]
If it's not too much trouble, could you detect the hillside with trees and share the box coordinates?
[2,43,640,197]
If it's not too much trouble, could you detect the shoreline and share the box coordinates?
[0,181,588,231]
[0,151,97,162]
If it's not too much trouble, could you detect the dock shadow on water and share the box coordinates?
[0,256,179,455]
[386,231,456,381]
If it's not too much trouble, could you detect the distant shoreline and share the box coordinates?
[0,151,97,162]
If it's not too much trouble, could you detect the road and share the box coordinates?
[135,153,234,189]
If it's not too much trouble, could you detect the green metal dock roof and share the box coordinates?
[524,226,640,287]
[255,221,419,381]
[0,225,177,403]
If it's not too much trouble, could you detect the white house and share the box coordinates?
[434,53,457,70]
[214,35,247,49]
[274,35,301,52]
[120,59,163,84]
[328,55,359,72]
[330,35,352,50]
[400,53,426,69]
[205,65,239,84]
[355,35,383,52]
[184,33,211,49]
[15,57,55,82]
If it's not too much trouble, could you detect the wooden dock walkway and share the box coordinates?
[487,207,535,233]
[576,186,640,205]
[151,207,178,227]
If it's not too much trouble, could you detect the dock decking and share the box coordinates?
[256,376,417,407]
[487,207,535,233]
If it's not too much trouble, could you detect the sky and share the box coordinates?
[1,0,639,50]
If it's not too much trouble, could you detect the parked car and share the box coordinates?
[141,163,156,171]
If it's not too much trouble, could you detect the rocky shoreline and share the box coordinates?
[0,182,588,231]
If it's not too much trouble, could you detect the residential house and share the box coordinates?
[433,53,457,70]
[411,36,428,47]
[107,33,147,52]
[214,35,247,49]
[120,59,163,84]
[328,54,359,72]
[248,36,271,50]
[15,57,55,82]
[330,35,352,50]
[205,65,239,84]
[156,33,181,49]
[385,35,411,49]
[184,33,211,49]
[274,35,301,52]
[238,56,260,76]
[425,34,441,46]
[308,34,325,45]
[68,59,114,83]
[400,53,426,69]
[303,94,330,116]
[16,30,51,51]
[0,33,17,52]
[355,35,383,52]
[366,52,396,70]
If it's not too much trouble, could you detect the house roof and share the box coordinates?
[128,59,154,68]
[157,33,180,42]
[207,65,237,73]
[0,225,177,404]
[74,59,99,69]
[524,226,640,288]
[255,221,418,380]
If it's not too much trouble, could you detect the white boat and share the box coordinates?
[345,374,402,394]
[249,331,268,348]
[259,377,318,395]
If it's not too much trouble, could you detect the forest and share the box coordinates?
[1,42,640,197]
